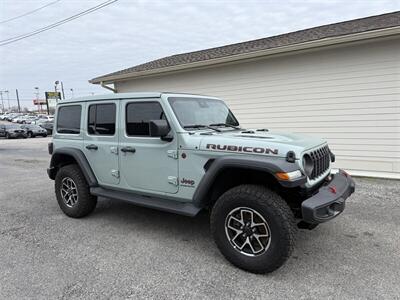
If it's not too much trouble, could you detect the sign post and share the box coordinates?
[33,99,47,113]
[44,92,61,115]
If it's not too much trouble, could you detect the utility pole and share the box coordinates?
[0,90,11,112]
[5,90,10,110]
[55,80,64,100]
[16,89,21,113]
[34,87,40,113]
[60,81,65,100]
[45,92,50,115]
[0,91,4,113]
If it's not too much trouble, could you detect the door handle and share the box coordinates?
[121,146,136,153]
[86,144,98,150]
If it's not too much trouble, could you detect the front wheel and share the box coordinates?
[27,131,33,138]
[210,184,296,274]
[55,164,97,218]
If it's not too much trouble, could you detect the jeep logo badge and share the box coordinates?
[180,178,195,187]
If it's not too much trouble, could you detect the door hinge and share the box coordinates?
[168,176,178,186]
[110,146,118,154]
[167,150,178,159]
[111,169,120,178]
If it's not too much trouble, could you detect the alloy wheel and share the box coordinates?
[61,177,78,208]
[225,207,271,256]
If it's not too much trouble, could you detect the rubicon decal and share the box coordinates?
[180,178,195,187]
[206,144,278,155]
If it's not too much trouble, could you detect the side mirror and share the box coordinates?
[149,120,171,138]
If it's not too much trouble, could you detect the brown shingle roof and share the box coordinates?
[90,11,400,83]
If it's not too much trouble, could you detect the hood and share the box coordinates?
[198,129,326,158]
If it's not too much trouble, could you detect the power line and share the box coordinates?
[0,0,118,46]
[0,0,62,24]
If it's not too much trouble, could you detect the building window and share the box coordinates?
[57,105,82,134]
[126,102,164,136]
[88,103,116,135]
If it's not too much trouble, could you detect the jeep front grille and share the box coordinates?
[309,145,330,180]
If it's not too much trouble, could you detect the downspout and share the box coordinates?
[100,81,117,93]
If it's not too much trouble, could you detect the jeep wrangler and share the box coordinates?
[47,92,355,273]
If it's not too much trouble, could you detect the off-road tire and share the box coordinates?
[210,184,296,274]
[55,164,97,218]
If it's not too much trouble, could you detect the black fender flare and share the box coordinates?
[192,155,306,208]
[47,147,98,187]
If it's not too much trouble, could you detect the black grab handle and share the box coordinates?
[121,146,136,153]
[85,144,98,150]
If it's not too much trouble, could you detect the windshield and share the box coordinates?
[6,125,22,129]
[168,97,239,129]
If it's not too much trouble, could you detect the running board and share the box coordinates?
[90,187,201,217]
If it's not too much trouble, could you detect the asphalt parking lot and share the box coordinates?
[0,136,399,299]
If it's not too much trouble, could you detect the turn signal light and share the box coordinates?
[276,170,302,181]
[276,172,290,180]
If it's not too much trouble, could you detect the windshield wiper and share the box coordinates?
[183,124,221,132]
[209,123,240,130]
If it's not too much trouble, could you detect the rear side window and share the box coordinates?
[88,103,116,135]
[126,102,164,136]
[57,105,82,134]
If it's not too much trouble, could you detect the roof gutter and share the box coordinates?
[90,26,400,84]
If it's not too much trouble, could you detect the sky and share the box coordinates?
[0,0,399,109]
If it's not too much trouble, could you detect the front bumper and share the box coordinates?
[301,169,355,224]
[33,131,47,136]
[9,132,27,138]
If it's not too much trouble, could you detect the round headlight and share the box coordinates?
[302,154,314,177]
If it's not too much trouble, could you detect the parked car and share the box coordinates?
[16,115,28,123]
[3,113,13,121]
[0,113,9,120]
[12,115,26,123]
[21,124,48,138]
[34,116,54,124]
[41,115,54,121]
[19,115,37,124]
[7,113,21,121]
[39,120,54,135]
[17,115,36,124]
[0,124,27,139]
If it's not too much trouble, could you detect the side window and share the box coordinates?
[126,102,164,136]
[88,103,116,135]
[57,105,82,134]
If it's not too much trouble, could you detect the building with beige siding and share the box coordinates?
[90,12,400,179]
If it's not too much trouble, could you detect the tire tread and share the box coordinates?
[55,164,97,218]
[210,184,296,273]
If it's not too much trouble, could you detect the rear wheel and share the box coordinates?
[55,164,97,218]
[210,184,296,274]
[27,131,33,138]
[5,133,10,139]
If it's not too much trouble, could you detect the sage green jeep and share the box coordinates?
[47,92,355,273]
